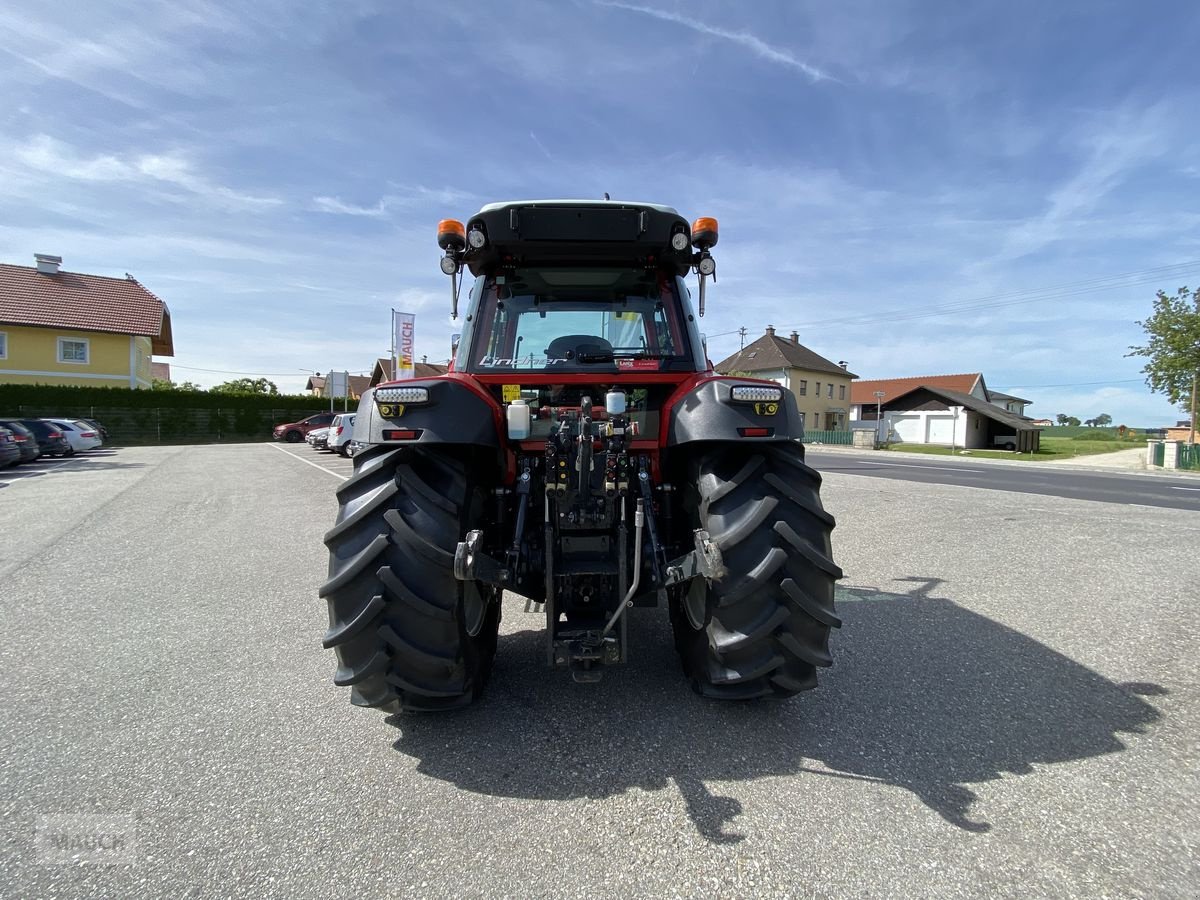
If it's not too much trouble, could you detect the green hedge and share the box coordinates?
[0,384,337,444]
[0,383,324,411]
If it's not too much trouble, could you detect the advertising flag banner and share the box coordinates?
[393,311,416,380]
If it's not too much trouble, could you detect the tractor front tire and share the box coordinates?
[671,441,842,699]
[320,444,500,713]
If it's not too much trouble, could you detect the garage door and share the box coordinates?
[926,416,955,444]
[890,414,923,443]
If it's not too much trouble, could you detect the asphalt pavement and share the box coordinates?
[805,447,1200,511]
[1,443,1197,898]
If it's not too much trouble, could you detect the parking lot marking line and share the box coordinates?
[872,461,987,473]
[1170,486,1200,491]
[0,459,73,484]
[269,443,348,481]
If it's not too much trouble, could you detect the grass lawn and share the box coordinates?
[881,436,1146,461]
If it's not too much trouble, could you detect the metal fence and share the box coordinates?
[9,406,328,445]
[1180,443,1198,471]
[801,430,854,446]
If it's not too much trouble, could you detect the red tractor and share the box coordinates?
[320,200,841,712]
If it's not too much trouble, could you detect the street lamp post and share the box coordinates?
[873,391,886,446]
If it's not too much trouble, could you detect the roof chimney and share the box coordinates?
[34,253,62,275]
[765,325,776,337]
[838,360,848,369]
[790,331,799,345]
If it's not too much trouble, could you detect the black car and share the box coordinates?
[74,417,110,440]
[0,420,41,463]
[0,427,21,469]
[14,418,72,457]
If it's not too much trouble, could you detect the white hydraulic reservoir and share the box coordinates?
[605,391,626,416]
[507,400,531,439]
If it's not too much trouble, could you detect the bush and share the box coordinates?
[1073,431,1116,441]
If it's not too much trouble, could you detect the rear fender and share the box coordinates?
[666,377,802,445]
[355,377,502,447]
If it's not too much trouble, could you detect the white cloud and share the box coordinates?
[991,104,1175,263]
[12,134,281,210]
[313,195,389,218]
[595,1,834,82]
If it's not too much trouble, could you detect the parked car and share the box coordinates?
[73,417,110,441]
[0,427,21,469]
[273,412,337,443]
[329,413,356,456]
[42,418,103,453]
[15,419,72,457]
[0,420,42,463]
[307,426,331,450]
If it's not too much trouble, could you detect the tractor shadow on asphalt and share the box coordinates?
[389,576,1164,843]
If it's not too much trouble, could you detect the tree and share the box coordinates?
[212,377,279,395]
[1094,413,1112,427]
[1128,286,1200,442]
[1066,416,1081,427]
[1055,413,1070,425]
[152,378,202,392]
[1083,418,1096,428]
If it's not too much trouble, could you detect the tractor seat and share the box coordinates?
[545,335,613,360]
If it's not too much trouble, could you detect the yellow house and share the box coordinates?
[0,254,174,389]
[714,326,858,431]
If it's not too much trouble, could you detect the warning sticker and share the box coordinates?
[502,384,521,402]
[754,402,779,416]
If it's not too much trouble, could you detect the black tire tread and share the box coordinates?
[321,446,499,713]
[672,441,840,700]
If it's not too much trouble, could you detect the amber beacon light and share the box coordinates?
[437,218,466,251]
[691,217,719,250]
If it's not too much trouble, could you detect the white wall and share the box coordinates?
[885,406,973,446]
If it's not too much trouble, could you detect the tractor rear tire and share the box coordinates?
[671,441,842,699]
[320,444,500,713]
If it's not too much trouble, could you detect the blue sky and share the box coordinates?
[1,0,1198,424]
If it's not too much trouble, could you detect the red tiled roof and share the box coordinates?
[850,374,981,405]
[0,262,173,355]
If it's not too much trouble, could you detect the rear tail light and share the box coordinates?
[737,427,774,438]
[49,431,63,439]
[335,426,343,436]
[383,429,422,441]
[80,432,96,438]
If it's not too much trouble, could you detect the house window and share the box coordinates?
[0,331,6,359]
[839,384,845,400]
[58,338,89,364]
[827,383,834,399]
[798,379,807,396]
[815,382,821,397]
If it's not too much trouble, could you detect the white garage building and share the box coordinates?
[882,385,1041,453]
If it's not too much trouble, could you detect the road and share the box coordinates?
[806,448,1200,511]
[2,444,1197,898]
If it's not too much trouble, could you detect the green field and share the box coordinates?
[882,435,1144,461]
